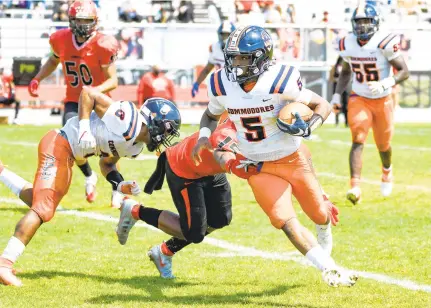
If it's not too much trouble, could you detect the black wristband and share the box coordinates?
[106,170,124,190]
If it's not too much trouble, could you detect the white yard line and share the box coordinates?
[1,197,431,293]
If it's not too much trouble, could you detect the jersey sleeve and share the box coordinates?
[378,34,401,61]
[207,71,226,115]
[49,31,62,58]
[270,65,303,101]
[97,35,119,67]
[335,36,348,61]
[208,44,218,65]
[211,123,239,154]
[101,101,140,140]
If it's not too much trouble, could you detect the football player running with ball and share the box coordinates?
[331,4,409,204]
[28,0,120,204]
[0,88,181,287]
[192,25,358,287]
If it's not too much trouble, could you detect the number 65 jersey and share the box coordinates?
[337,31,401,99]
[207,64,304,162]
[50,28,119,103]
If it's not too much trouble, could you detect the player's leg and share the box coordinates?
[204,173,232,232]
[248,173,357,287]
[371,95,395,197]
[342,91,349,127]
[0,131,74,286]
[63,101,97,203]
[346,95,372,204]
[0,160,33,206]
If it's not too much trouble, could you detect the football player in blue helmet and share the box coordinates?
[191,21,236,98]
[351,4,380,42]
[224,25,274,85]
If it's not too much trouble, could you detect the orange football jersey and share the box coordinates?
[166,119,238,180]
[49,28,119,103]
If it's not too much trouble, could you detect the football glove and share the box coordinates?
[117,180,142,195]
[225,158,263,179]
[28,79,40,97]
[277,112,310,137]
[78,119,97,155]
[191,82,199,98]
[367,77,396,96]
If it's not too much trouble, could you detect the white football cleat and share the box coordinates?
[322,267,358,287]
[116,198,139,245]
[346,187,361,205]
[111,190,123,209]
[85,172,98,203]
[381,168,393,197]
[148,245,175,279]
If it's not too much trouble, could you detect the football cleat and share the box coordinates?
[111,190,123,209]
[322,267,358,287]
[0,257,22,287]
[116,198,139,245]
[148,245,175,279]
[346,187,361,205]
[85,172,98,203]
[381,168,393,197]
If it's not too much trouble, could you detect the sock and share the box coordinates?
[305,245,336,271]
[382,165,392,174]
[316,222,333,255]
[138,205,162,228]
[350,177,360,188]
[78,161,92,177]
[0,168,30,197]
[164,237,190,254]
[2,236,25,263]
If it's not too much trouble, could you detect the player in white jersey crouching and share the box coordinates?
[0,88,181,287]
[331,4,409,204]
[192,25,358,287]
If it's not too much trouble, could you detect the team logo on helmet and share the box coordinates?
[160,104,172,115]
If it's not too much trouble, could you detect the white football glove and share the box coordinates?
[236,159,261,172]
[117,180,141,196]
[367,77,396,96]
[78,119,96,155]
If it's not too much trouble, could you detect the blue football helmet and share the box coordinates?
[218,21,236,48]
[139,98,181,152]
[351,4,380,41]
[224,25,274,84]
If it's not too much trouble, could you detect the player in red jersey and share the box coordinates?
[28,0,119,204]
[116,119,339,279]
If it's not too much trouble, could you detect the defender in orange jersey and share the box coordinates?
[331,4,409,204]
[28,0,120,204]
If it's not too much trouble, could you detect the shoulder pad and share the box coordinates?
[378,33,398,50]
[269,64,295,94]
[97,35,119,53]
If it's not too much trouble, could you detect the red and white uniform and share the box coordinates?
[0,73,13,99]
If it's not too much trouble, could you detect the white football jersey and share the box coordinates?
[207,63,304,162]
[61,101,145,160]
[337,31,401,99]
[208,41,225,69]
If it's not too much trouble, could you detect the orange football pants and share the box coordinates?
[32,130,74,222]
[247,143,326,229]
[348,94,394,152]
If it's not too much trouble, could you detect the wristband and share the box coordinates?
[106,170,124,190]
[198,127,211,139]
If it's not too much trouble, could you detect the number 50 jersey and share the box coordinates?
[207,64,304,162]
[337,31,401,99]
[50,28,119,103]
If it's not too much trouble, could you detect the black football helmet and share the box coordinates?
[139,98,181,152]
[351,4,380,41]
[224,25,274,83]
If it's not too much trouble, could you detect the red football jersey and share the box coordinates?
[166,119,238,179]
[49,28,119,103]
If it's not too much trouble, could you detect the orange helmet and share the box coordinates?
[68,0,98,38]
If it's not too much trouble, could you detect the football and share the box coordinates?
[278,102,314,124]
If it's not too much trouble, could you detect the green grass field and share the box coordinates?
[1,123,431,307]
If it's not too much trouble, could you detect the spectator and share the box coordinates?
[286,4,296,23]
[119,0,143,22]
[175,0,194,23]
[0,67,20,125]
[52,0,70,21]
[137,64,175,107]
[263,3,282,23]
[330,55,349,127]
[117,28,144,59]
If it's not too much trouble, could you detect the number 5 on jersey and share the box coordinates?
[241,116,266,142]
[65,61,93,87]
